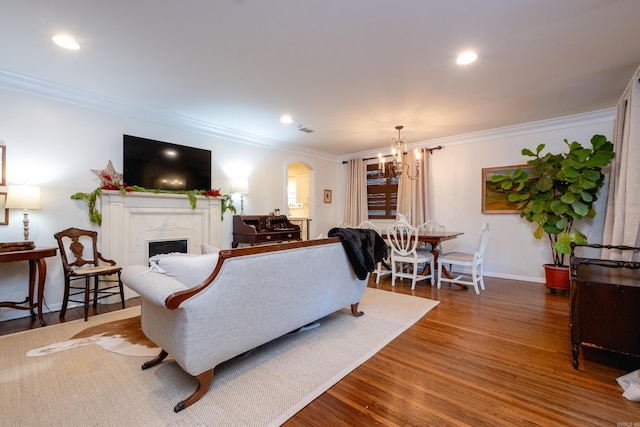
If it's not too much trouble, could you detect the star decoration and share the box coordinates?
[91,160,123,188]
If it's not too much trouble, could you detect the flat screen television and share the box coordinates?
[123,135,212,191]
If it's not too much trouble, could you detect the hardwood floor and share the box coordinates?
[289,276,640,426]
[0,295,142,335]
[2,275,639,426]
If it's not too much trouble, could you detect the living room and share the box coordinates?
[1,2,640,424]
[0,80,622,319]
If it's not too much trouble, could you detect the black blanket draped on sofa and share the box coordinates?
[328,228,388,280]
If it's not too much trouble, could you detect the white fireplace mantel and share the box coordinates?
[99,190,221,268]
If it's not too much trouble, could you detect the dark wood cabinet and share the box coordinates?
[570,244,640,369]
[232,215,301,248]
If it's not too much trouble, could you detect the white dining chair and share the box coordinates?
[386,221,434,290]
[355,220,390,284]
[397,212,411,224]
[337,220,351,228]
[437,222,490,294]
[417,220,446,254]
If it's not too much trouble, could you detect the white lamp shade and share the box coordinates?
[5,185,42,210]
[230,179,249,195]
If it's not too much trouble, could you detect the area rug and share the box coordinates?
[0,287,438,426]
[26,314,159,357]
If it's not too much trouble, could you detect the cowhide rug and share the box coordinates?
[26,315,160,357]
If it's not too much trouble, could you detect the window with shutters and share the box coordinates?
[366,163,398,219]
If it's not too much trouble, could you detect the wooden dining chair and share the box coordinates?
[437,222,490,294]
[54,227,125,321]
[386,221,434,290]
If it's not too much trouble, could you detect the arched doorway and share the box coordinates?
[286,161,313,240]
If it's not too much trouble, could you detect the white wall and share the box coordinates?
[0,88,345,321]
[426,111,615,283]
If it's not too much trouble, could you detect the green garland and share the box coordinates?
[71,186,236,226]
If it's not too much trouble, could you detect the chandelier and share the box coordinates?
[378,125,420,181]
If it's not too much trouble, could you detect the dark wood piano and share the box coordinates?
[232,215,302,248]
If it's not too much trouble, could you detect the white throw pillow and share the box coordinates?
[201,243,220,255]
[149,252,219,286]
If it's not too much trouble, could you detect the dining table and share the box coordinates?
[381,229,465,285]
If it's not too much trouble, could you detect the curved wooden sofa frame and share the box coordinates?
[129,238,365,413]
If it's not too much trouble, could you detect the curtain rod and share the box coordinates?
[342,145,443,163]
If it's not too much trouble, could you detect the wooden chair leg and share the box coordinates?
[84,276,90,321]
[93,276,99,308]
[59,278,71,319]
[117,272,125,309]
[174,369,214,413]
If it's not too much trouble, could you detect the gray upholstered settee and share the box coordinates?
[122,238,367,412]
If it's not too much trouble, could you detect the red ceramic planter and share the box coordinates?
[544,264,570,293]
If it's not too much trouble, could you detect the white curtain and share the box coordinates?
[344,158,368,227]
[396,149,430,226]
[602,66,640,260]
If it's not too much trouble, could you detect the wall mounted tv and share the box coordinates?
[123,135,212,191]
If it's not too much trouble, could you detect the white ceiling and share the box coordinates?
[1,0,640,157]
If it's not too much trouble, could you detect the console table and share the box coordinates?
[232,215,301,248]
[0,247,58,326]
[569,243,640,369]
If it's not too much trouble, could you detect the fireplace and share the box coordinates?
[148,239,188,258]
[93,191,220,301]
[99,190,221,269]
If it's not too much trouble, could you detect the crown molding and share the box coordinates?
[424,108,616,147]
[0,69,341,161]
[342,108,616,162]
[1,69,615,165]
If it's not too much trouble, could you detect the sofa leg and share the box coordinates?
[174,369,214,413]
[350,302,364,317]
[141,349,168,370]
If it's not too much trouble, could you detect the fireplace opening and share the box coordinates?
[148,239,188,258]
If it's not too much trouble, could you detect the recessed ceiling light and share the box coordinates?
[52,34,80,50]
[280,114,293,124]
[456,51,477,65]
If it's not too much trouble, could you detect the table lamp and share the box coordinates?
[5,184,42,241]
[230,179,249,215]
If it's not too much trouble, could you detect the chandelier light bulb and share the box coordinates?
[378,125,419,182]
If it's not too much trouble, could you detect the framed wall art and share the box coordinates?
[323,189,332,204]
[0,145,5,186]
[482,164,534,214]
[0,192,7,225]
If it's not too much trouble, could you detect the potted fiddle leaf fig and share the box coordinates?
[491,134,615,292]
